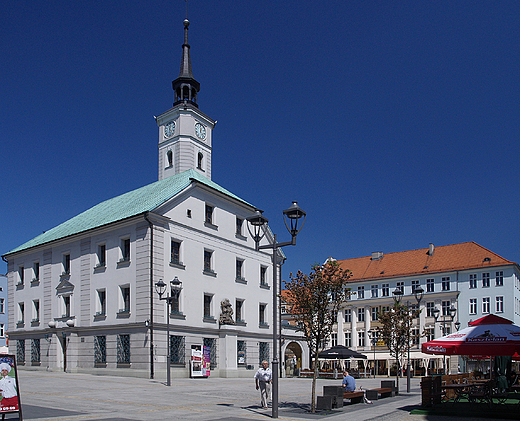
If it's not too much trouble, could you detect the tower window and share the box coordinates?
[197,152,204,170]
[167,150,173,168]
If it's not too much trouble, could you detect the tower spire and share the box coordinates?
[172,17,200,107]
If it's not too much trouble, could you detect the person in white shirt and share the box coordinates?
[254,360,272,409]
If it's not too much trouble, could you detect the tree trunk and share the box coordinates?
[311,354,318,412]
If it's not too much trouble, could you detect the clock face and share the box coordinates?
[164,121,176,138]
[195,122,206,140]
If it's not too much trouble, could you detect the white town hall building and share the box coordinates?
[2,18,307,379]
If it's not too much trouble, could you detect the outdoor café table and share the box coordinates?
[441,384,471,403]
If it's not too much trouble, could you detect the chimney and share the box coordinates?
[428,243,435,256]
[371,251,383,261]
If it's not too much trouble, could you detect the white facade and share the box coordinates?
[330,243,520,376]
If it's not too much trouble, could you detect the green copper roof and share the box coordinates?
[4,170,253,256]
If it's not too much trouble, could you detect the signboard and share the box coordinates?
[0,355,22,419]
[190,345,203,377]
[202,345,211,377]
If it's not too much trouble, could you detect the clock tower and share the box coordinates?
[156,18,215,181]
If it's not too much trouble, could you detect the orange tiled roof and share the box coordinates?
[337,242,516,282]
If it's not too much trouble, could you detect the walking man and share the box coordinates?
[254,360,272,409]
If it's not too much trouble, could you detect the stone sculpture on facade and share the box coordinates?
[219,298,235,325]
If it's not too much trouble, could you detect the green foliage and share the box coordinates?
[284,260,352,412]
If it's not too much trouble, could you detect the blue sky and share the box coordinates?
[2,1,520,279]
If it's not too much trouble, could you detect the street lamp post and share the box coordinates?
[392,286,424,393]
[432,305,457,374]
[368,329,379,378]
[247,201,306,419]
[155,277,183,387]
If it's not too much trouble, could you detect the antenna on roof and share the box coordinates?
[185,0,188,19]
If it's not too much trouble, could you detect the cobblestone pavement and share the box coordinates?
[3,371,508,421]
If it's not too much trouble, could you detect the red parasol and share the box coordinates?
[422,314,520,356]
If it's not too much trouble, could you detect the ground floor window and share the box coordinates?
[259,342,269,364]
[117,334,130,365]
[237,340,246,365]
[31,339,40,364]
[17,340,25,364]
[170,335,185,364]
[95,336,107,365]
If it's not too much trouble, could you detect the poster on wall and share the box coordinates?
[0,355,22,418]
[202,346,211,377]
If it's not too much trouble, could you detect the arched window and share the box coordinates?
[197,152,203,170]
[167,150,173,167]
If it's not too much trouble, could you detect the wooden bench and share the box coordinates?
[343,390,364,404]
[366,387,394,400]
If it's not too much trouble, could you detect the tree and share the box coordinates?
[284,261,352,413]
[378,302,418,394]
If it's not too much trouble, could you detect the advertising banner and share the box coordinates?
[0,355,21,417]
[202,345,211,377]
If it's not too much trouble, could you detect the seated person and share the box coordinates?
[342,370,356,392]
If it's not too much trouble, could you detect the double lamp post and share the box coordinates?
[246,201,306,419]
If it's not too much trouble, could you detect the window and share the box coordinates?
[170,335,185,364]
[32,299,40,322]
[410,303,419,318]
[18,303,25,324]
[120,286,130,313]
[205,204,214,225]
[371,285,378,298]
[203,338,217,368]
[259,303,267,326]
[426,302,435,317]
[411,327,420,346]
[469,298,477,315]
[412,280,420,293]
[496,296,504,313]
[63,254,71,274]
[95,336,107,364]
[482,273,490,288]
[96,289,106,316]
[425,326,434,342]
[382,283,389,297]
[197,152,203,170]
[357,307,365,322]
[396,281,404,293]
[482,297,490,314]
[344,332,352,347]
[203,294,213,319]
[332,311,338,322]
[237,340,246,365]
[121,238,130,262]
[469,274,477,289]
[203,250,214,274]
[170,285,180,315]
[17,340,25,364]
[496,271,504,287]
[0,298,4,314]
[371,307,378,321]
[167,150,173,167]
[33,261,40,281]
[31,339,40,364]
[18,266,24,285]
[426,278,434,293]
[441,277,450,291]
[62,295,71,318]
[357,286,364,299]
[380,305,390,314]
[260,266,268,286]
[236,259,245,281]
[97,244,106,267]
[236,217,244,236]
[259,342,269,364]
[117,334,130,364]
[0,324,4,337]
[441,300,450,316]
[344,309,352,323]
[170,240,182,265]
[236,299,244,323]
[358,330,365,347]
